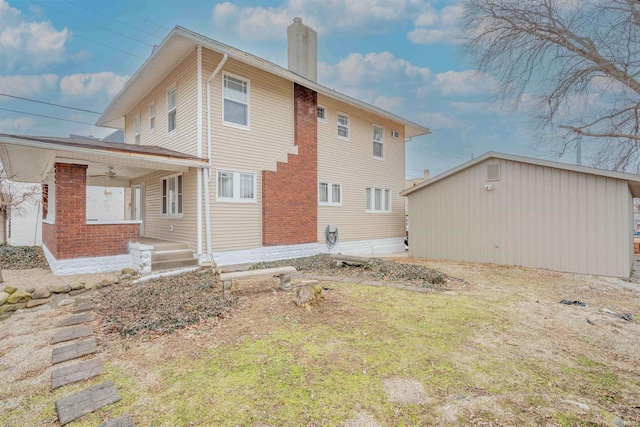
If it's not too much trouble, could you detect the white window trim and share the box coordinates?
[161,173,183,218]
[337,111,350,141]
[222,72,251,131]
[149,101,156,132]
[365,186,392,213]
[216,169,257,203]
[134,114,141,145]
[167,84,177,134]
[318,181,342,206]
[317,105,327,123]
[372,124,385,160]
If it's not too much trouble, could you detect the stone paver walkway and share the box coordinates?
[58,312,95,327]
[73,302,97,313]
[52,325,93,344]
[52,358,104,389]
[55,380,121,425]
[98,413,136,427]
[52,339,99,364]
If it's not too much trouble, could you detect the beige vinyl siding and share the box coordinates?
[131,169,199,250]
[203,49,294,251]
[317,94,405,243]
[124,50,198,155]
[407,158,634,277]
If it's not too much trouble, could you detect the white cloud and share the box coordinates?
[0,74,58,98]
[60,72,130,98]
[319,52,430,87]
[408,3,463,45]
[0,117,36,134]
[426,70,497,96]
[417,111,461,129]
[0,0,70,71]
[212,0,427,40]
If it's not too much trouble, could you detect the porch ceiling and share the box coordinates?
[0,134,208,185]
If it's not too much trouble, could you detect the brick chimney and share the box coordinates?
[287,18,317,82]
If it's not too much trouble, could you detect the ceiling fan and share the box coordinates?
[89,166,117,180]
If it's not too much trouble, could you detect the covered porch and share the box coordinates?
[0,134,208,275]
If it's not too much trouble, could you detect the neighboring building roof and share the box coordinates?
[0,133,207,163]
[400,151,640,198]
[101,130,125,143]
[97,26,431,138]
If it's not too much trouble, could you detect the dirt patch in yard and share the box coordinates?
[0,245,49,270]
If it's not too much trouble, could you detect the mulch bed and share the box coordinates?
[0,245,49,270]
[252,254,467,290]
[98,268,236,337]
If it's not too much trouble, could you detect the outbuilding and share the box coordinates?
[401,152,640,277]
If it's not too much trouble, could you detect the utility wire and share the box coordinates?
[63,0,164,40]
[0,8,146,60]
[0,94,102,115]
[0,108,97,126]
[105,3,172,32]
[30,0,155,47]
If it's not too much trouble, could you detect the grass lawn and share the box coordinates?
[2,258,639,426]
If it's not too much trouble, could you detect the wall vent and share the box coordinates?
[391,130,399,139]
[486,163,501,181]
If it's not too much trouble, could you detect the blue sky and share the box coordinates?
[0,0,557,177]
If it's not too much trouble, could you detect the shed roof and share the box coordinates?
[400,151,640,198]
[97,26,430,138]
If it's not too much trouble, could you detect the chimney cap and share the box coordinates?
[293,17,302,23]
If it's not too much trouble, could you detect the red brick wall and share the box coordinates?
[262,84,318,245]
[44,163,140,260]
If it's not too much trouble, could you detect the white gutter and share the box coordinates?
[204,53,228,260]
[196,45,203,257]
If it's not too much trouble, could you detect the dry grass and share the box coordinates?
[2,259,639,426]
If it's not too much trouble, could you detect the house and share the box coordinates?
[0,19,429,274]
[401,152,640,278]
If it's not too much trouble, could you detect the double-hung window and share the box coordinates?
[365,187,391,213]
[337,112,349,140]
[167,86,177,132]
[373,125,384,159]
[317,105,326,122]
[217,170,256,202]
[162,174,183,216]
[134,114,141,144]
[318,182,342,206]
[223,74,249,128]
[149,102,155,131]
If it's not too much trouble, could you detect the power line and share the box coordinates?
[0,8,146,60]
[0,94,102,115]
[105,3,172,32]
[30,0,155,47]
[0,108,97,126]
[63,0,164,40]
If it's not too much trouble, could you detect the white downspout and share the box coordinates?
[205,53,228,261]
[196,45,203,258]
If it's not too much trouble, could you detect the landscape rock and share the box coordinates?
[52,284,72,294]
[613,416,626,427]
[4,286,17,295]
[121,268,136,276]
[58,298,75,307]
[0,313,11,321]
[7,290,32,304]
[84,283,95,290]
[0,302,27,315]
[119,273,132,281]
[32,288,51,299]
[26,297,52,308]
[69,289,87,296]
[70,281,85,291]
[293,284,324,308]
[0,291,9,305]
[24,286,35,293]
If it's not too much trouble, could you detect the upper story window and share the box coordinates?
[162,173,183,216]
[373,125,384,159]
[337,112,349,140]
[149,102,156,131]
[223,74,250,129]
[134,114,141,145]
[217,170,256,202]
[317,105,326,122]
[167,86,177,133]
[318,181,342,206]
[366,187,391,213]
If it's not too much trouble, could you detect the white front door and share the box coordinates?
[132,184,145,235]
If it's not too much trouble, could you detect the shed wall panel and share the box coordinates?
[407,158,633,277]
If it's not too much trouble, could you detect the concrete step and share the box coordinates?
[151,257,199,271]
[151,249,195,262]
[148,241,190,251]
